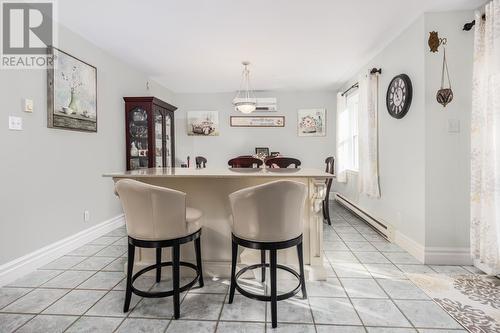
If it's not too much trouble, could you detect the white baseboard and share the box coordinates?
[394,231,472,265]
[424,247,472,265]
[394,231,425,263]
[0,214,125,287]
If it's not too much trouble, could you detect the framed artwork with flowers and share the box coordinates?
[47,47,97,132]
[297,108,326,137]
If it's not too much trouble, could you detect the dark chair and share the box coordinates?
[265,157,301,169]
[323,157,335,225]
[228,157,263,168]
[195,156,207,168]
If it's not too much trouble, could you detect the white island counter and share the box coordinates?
[103,167,333,281]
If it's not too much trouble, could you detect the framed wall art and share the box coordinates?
[47,47,97,132]
[255,147,270,156]
[230,116,285,128]
[187,111,219,136]
[297,108,326,136]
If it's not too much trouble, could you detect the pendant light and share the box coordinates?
[233,61,256,113]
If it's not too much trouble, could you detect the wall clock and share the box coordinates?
[386,74,412,119]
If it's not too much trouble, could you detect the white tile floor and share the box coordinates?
[0,202,473,332]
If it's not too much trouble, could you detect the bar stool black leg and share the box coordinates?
[261,250,266,282]
[297,242,307,299]
[156,248,162,283]
[270,249,278,328]
[124,242,135,312]
[228,240,238,304]
[172,244,180,319]
[195,237,204,288]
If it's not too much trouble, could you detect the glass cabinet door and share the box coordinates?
[128,107,148,170]
[154,110,164,167]
[164,113,172,167]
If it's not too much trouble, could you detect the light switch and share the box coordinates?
[448,119,460,133]
[24,98,33,113]
[8,116,23,130]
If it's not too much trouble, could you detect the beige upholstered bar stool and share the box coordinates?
[227,180,308,328]
[115,179,204,319]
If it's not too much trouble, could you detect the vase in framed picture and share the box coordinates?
[47,47,97,132]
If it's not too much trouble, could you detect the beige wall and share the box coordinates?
[0,24,174,264]
[334,10,474,259]
[334,15,427,245]
[174,91,336,169]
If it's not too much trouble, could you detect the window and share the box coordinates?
[338,91,359,171]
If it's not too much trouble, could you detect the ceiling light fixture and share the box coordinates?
[233,61,256,114]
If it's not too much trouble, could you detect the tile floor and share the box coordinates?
[0,202,474,332]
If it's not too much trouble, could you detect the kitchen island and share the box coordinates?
[103,167,333,281]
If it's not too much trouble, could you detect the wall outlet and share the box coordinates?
[83,210,90,222]
[8,116,22,130]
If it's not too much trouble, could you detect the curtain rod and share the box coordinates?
[463,14,486,31]
[341,68,381,97]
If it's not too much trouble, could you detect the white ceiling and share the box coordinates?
[57,0,483,93]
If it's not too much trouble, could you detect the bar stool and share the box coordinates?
[115,179,204,319]
[227,180,308,328]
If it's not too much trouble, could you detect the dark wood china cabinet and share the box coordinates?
[124,97,176,170]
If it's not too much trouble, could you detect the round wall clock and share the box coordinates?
[386,74,413,119]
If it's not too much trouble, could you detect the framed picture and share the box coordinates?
[255,147,270,156]
[187,111,219,136]
[230,116,285,127]
[297,108,326,137]
[270,152,280,157]
[47,47,97,132]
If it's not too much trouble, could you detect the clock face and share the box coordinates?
[386,74,412,119]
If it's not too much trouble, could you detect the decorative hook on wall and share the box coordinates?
[428,31,447,53]
[370,68,382,75]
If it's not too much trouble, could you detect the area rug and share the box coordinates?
[408,273,500,333]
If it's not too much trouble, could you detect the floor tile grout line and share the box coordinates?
[1,217,475,332]
[325,227,366,327]
[57,240,130,332]
[351,251,418,330]
[330,212,419,329]
[347,236,463,331]
[3,231,129,331]
[213,288,229,333]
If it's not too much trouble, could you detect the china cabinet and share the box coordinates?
[124,97,177,170]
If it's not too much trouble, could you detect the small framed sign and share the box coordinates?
[230,116,285,128]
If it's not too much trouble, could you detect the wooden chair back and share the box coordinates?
[228,157,263,168]
[322,156,335,225]
[195,156,207,168]
[265,157,301,169]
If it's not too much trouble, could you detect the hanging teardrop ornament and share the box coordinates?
[436,46,453,107]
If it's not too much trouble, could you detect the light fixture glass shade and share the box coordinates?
[233,61,256,113]
[235,100,256,113]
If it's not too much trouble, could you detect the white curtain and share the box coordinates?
[336,92,347,183]
[470,0,500,275]
[358,73,381,198]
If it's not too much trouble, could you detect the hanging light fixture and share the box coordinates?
[233,61,256,113]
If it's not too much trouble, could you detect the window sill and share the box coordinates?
[346,169,358,175]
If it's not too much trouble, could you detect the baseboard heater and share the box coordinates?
[334,193,389,240]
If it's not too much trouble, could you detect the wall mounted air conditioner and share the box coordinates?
[233,97,278,112]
